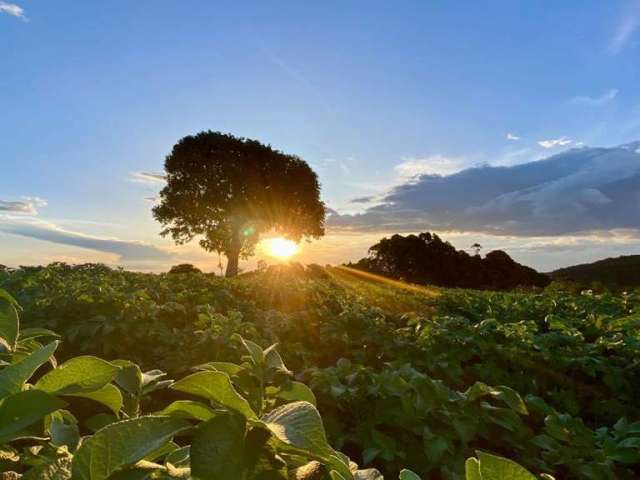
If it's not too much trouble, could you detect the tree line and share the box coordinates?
[347,232,550,290]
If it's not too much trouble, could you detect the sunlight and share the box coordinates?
[264,237,299,259]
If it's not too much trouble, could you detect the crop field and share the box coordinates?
[1,263,639,479]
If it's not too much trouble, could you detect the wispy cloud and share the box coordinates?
[394,155,466,180]
[538,137,572,149]
[129,171,166,184]
[610,0,640,53]
[0,197,47,215]
[0,1,27,20]
[571,89,619,106]
[0,216,172,263]
[506,133,521,141]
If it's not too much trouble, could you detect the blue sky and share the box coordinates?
[1,1,640,272]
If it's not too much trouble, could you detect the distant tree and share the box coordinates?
[471,243,482,256]
[256,260,268,272]
[153,131,326,277]
[168,263,202,275]
[350,232,549,290]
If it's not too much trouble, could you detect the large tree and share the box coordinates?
[153,131,325,277]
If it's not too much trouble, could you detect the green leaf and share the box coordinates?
[0,295,19,351]
[35,356,120,395]
[466,383,527,415]
[0,340,59,398]
[171,371,257,419]
[475,451,536,480]
[72,416,191,480]
[72,383,123,414]
[113,360,143,395]
[354,469,384,479]
[158,400,217,421]
[262,400,333,459]
[264,344,292,374]
[195,361,245,376]
[18,327,61,342]
[465,457,482,480]
[47,410,81,452]
[190,413,247,479]
[267,381,317,406]
[0,389,66,443]
[399,470,421,480]
[234,334,264,366]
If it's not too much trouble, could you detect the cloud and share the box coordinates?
[129,172,166,184]
[0,217,172,263]
[0,197,47,215]
[506,133,521,141]
[0,1,26,20]
[327,143,640,238]
[350,195,377,204]
[394,155,466,180]
[538,137,572,149]
[571,89,619,106]
[610,0,640,53]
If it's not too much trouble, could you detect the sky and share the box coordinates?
[1,0,640,273]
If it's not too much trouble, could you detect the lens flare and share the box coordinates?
[265,237,299,259]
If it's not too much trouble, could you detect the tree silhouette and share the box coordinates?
[471,242,482,256]
[349,232,549,290]
[153,131,325,277]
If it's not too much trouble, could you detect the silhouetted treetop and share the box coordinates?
[348,232,549,290]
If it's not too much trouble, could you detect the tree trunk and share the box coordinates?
[225,226,242,277]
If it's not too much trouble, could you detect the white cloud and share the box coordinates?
[394,155,466,180]
[571,89,619,106]
[610,0,640,53]
[0,197,47,215]
[0,1,26,20]
[129,171,166,184]
[506,133,521,141]
[538,137,572,149]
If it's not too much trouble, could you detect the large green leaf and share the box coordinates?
[72,383,124,414]
[465,458,482,480]
[72,416,191,480]
[35,356,120,395]
[158,400,217,421]
[267,381,317,406]
[113,360,143,395]
[473,452,536,480]
[0,340,59,398]
[0,294,19,351]
[0,389,66,443]
[398,470,421,480]
[171,371,256,419]
[262,401,333,459]
[190,413,247,480]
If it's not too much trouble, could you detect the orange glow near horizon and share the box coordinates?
[264,237,300,259]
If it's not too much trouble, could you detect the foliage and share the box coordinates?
[348,232,549,290]
[168,264,203,275]
[152,131,325,276]
[1,263,639,478]
[1,288,422,479]
[550,254,640,289]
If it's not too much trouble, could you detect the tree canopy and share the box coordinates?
[348,232,550,290]
[153,131,325,276]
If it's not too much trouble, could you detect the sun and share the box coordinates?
[264,237,299,259]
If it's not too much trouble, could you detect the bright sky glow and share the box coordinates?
[264,238,299,259]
